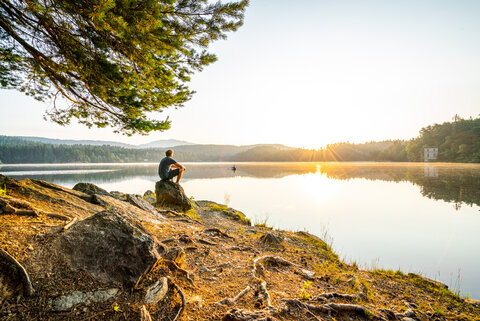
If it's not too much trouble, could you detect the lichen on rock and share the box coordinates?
[55,209,164,287]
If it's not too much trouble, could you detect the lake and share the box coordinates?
[1,162,479,299]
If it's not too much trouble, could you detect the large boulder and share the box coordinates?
[127,194,157,213]
[73,182,111,197]
[155,180,194,211]
[55,210,164,287]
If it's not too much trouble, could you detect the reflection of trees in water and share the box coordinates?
[313,163,480,209]
[2,163,479,208]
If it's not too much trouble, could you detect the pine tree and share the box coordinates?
[0,0,248,134]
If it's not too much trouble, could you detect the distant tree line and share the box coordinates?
[0,137,199,163]
[0,116,478,164]
[230,116,480,163]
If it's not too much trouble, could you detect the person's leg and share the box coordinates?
[176,168,185,184]
[168,168,181,182]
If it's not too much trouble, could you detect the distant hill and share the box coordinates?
[173,144,296,161]
[10,136,194,149]
[137,139,195,149]
[0,135,405,163]
[0,136,300,163]
[14,136,135,148]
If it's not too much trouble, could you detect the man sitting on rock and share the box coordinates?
[158,149,186,184]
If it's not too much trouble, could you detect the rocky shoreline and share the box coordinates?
[0,174,479,320]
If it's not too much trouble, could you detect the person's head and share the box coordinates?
[166,149,174,157]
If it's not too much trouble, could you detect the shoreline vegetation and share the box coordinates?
[1,116,479,164]
[0,175,479,320]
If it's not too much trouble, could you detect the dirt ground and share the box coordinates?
[0,175,479,320]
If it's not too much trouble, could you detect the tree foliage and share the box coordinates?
[0,0,248,134]
[406,115,480,162]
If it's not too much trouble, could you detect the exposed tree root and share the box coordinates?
[200,248,210,264]
[228,246,259,254]
[0,248,34,298]
[174,217,203,225]
[62,217,78,231]
[254,281,272,308]
[222,309,279,321]
[0,197,39,217]
[158,209,180,217]
[160,237,176,244]
[312,291,365,302]
[252,262,265,278]
[210,262,235,270]
[164,259,196,287]
[395,309,416,318]
[134,259,162,290]
[178,234,196,244]
[259,233,283,247]
[171,282,186,321]
[304,310,322,321]
[217,286,251,306]
[378,308,396,320]
[11,210,38,217]
[45,212,70,221]
[202,228,235,239]
[198,238,218,246]
[140,305,152,321]
[282,299,374,318]
[164,247,186,268]
[254,256,295,268]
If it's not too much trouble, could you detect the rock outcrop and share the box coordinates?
[155,180,194,211]
[55,209,164,287]
[73,182,111,197]
[110,191,128,201]
[1,175,479,321]
[50,288,119,311]
[143,190,156,205]
[126,194,157,213]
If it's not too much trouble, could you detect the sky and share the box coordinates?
[1,0,479,149]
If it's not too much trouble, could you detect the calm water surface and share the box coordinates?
[1,162,479,298]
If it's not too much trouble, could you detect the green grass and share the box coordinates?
[372,268,405,278]
[206,203,252,225]
[0,184,7,197]
[295,231,338,262]
[432,306,446,316]
[253,216,272,229]
[184,208,200,220]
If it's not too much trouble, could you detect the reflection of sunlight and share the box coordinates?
[286,173,338,204]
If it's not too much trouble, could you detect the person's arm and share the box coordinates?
[171,162,186,170]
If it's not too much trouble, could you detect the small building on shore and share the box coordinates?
[424,147,438,162]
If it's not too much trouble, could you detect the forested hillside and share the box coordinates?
[0,116,479,163]
[406,116,480,162]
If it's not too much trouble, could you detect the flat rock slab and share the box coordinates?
[55,210,164,287]
[0,176,102,219]
[127,194,157,213]
[50,288,119,311]
[144,277,168,305]
[155,180,193,211]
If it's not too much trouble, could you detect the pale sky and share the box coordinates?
[1,0,479,149]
